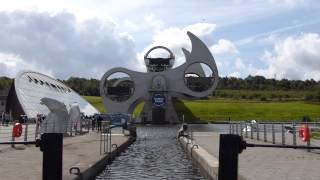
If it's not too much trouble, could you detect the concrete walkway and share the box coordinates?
[192,132,320,180]
[0,131,131,180]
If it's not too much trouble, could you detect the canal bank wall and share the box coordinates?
[72,136,136,180]
[179,136,219,180]
[179,136,247,180]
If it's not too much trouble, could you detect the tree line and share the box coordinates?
[1,75,319,96]
[217,75,320,91]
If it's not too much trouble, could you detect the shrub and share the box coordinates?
[260,96,267,101]
[304,94,314,101]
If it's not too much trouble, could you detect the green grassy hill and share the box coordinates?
[84,96,320,122]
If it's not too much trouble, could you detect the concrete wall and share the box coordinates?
[179,136,246,180]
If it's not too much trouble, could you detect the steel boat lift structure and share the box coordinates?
[100,32,219,124]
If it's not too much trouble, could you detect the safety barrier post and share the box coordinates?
[11,133,15,148]
[292,122,296,146]
[281,123,285,145]
[40,133,63,180]
[245,122,248,138]
[80,119,83,134]
[35,122,40,140]
[257,122,260,141]
[24,122,28,142]
[236,123,238,135]
[264,124,267,142]
[307,139,311,152]
[250,124,253,139]
[272,124,275,144]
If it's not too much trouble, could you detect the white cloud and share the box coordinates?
[0,52,53,77]
[228,71,241,78]
[0,10,139,79]
[253,33,320,80]
[211,39,238,54]
[144,14,164,30]
[235,58,246,70]
[233,0,306,7]
[138,23,238,71]
[137,23,217,69]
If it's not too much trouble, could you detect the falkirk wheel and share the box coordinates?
[100,32,219,124]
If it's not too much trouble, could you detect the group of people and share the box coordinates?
[1,112,10,126]
[90,114,103,132]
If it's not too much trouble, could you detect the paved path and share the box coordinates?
[0,131,130,180]
[192,132,320,180]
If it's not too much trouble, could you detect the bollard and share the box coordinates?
[264,124,267,142]
[40,133,63,180]
[218,134,245,180]
[257,122,260,141]
[281,123,285,145]
[240,123,243,137]
[272,124,275,144]
[24,122,28,142]
[293,122,296,146]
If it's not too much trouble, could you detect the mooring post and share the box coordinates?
[40,133,63,180]
[218,134,245,180]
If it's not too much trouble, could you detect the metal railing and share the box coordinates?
[0,117,93,148]
[100,121,112,155]
[229,121,320,152]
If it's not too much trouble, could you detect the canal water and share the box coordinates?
[96,125,204,180]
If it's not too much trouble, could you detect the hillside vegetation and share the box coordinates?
[84,96,320,122]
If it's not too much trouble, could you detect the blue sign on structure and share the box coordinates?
[152,94,166,107]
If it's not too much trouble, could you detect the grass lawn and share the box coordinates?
[177,99,320,122]
[84,96,320,122]
[83,96,106,113]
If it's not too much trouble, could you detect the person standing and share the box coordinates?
[91,115,96,131]
[97,115,102,132]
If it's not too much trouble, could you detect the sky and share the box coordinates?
[0,0,320,80]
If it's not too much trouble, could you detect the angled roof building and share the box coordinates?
[6,71,99,120]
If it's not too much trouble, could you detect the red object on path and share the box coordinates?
[12,122,23,138]
[299,124,311,142]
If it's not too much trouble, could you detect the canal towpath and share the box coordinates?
[192,131,320,180]
[0,131,133,180]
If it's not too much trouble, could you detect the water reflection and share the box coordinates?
[96,125,204,180]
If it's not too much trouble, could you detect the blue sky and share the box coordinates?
[0,0,319,80]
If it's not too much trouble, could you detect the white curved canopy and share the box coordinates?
[14,71,99,118]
